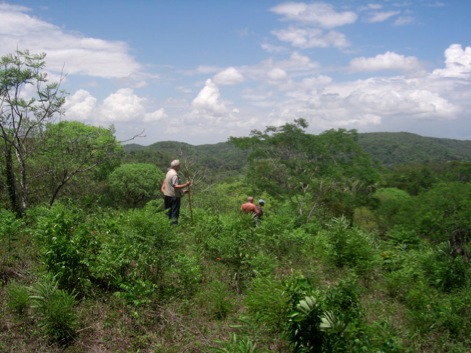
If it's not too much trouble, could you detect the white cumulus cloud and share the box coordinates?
[432,44,471,78]
[267,68,288,82]
[0,3,142,78]
[350,51,422,72]
[64,88,168,127]
[64,89,97,122]
[213,67,244,85]
[99,88,147,123]
[191,79,228,117]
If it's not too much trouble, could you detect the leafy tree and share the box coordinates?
[413,182,471,259]
[0,50,65,215]
[373,187,414,234]
[39,121,123,206]
[108,163,163,208]
[230,119,379,222]
[382,164,437,195]
[439,161,471,183]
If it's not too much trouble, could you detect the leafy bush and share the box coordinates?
[245,252,279,277]
[323,275,364,326]
[413,182,471,246]
[164,252,202,298]
[245,274,340,351]
[5,281,30,316]
[34,203,96,295]
[353,206,378,233]
[108,163,164,208]
[318,217,379,276]
[314,277,369,353]
[382,250,427,300]
[386,225,421,249]
[34,202,185,299]
[118,206,178,288]
[0,208,24,255]
[30,276,78,345]
[287,295,325,353]
[88,214,134,289]
[282,274,373,353]
[405,287,471,341]
[200,280,236,320]
[257,213,310,260]
[244,276,290,333]
[115,278,156,313]
[420,242,469,292]
[373,187,414,233]
[196,211,261,291]
[435,290,471,339]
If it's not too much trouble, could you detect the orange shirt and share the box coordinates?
[240,202,259,214]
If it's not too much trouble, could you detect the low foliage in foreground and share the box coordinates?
[1,196,470,352]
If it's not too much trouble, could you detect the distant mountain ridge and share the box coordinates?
[358,132,471,166]
[124,132,471,171]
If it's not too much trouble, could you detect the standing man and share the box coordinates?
[163,160,191,225]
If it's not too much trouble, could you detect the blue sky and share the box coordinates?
[1,0,470,145]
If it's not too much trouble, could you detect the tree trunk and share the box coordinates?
[2,142,23,217]
[451,228,469,261]
[15,150,28,214]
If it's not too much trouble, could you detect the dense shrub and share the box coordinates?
[372,187,414,234]
[420,242,470,292]
[244,276,291,333]
[245,273,374,353]
[257,212,310,260]
[108,163,164,208]
[200,280,236,320]
[195,211,262,291]
[413,182,471,247]
[30,276,78,345]
[386,225,422,249]
[5,281,30,316]
[0,208,24,256]
[316,217,379,276]
[34,203,97,295]
[405,288,471,341]
[32,201,194,301]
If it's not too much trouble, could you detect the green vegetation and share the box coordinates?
[358,132,471,166]
[1,50,471,352]
[123,131,471,179]
[108,163,164,208]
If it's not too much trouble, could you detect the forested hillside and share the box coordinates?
[125,132,471,173]
[358,132,471,166]
[124,140,250,181]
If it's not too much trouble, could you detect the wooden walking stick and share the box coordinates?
[187,183,194,223]
[180,158,195,224]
